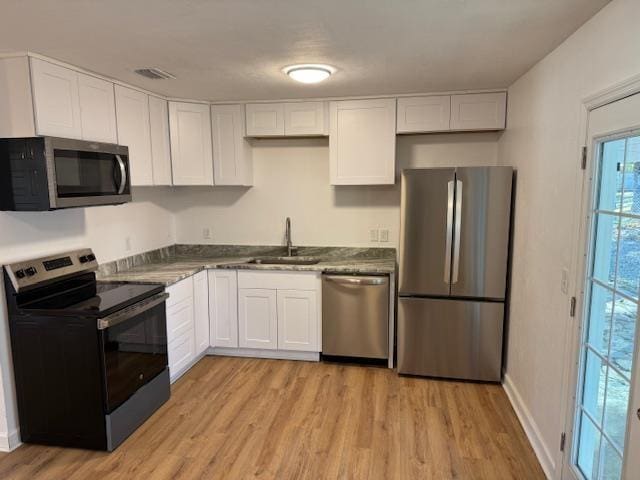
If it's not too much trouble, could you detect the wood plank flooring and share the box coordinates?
[0,356,545,479]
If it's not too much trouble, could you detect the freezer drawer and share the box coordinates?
[322,275,389,359]
[398,297,504,381]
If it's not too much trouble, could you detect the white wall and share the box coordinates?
[497,0,640,477]
[0,188,175,450]
[171,132,500,248]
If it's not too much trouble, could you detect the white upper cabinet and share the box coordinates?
[193,270,210,356]
[245,103,285,136]
[149,95,173,185]
[396,95,450,133]
[450,92,506,131]
[169,101,214,186]
[77,73,117,143]
[30,58,82,139]
[209,269,239,348]
[277,289,319,352]
[115,85,153,186]
[284,102,327,136]
[329,98,396,185]
[211,104,252,186]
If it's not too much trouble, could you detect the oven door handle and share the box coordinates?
[97,292,169,330]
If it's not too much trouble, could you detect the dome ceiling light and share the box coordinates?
[283,64,336,84]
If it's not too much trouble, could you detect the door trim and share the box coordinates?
[560,75,640,480]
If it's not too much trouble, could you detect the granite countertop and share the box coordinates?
[97,245,396,287]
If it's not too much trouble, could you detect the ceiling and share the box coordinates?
[0,0,610,101]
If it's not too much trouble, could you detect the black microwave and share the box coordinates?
[0,136,131,211]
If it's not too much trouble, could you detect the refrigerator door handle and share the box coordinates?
[444,180,454,284]
[452,179,463,283]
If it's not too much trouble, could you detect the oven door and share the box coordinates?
[44,137,132,208]
[98,293,168,413]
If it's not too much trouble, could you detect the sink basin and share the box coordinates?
[248,256,320,265]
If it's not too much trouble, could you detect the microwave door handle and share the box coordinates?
[115,154,127,194]
[444,180,454,284]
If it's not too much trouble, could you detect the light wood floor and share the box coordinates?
[0,356,545,479]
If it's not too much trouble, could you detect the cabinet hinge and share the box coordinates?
[581,146,587,170]
[570,297,577,317]
[560,432,566,452]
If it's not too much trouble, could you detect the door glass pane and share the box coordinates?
[615,217,639,300]
[54,150,130,197]
[573,133,640,480]
[587,284,613,355]
[597,139,625,212]
[621,136,640,216]
[582,349,607,422]
[609,296,637,375]
[603,368,631,450]
[577,412,601,480]
[592,213,620,288]
[598,438,623,480]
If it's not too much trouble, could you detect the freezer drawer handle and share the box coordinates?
[324,276,387,286]
[452,179,462,283]
[444,180,454,284]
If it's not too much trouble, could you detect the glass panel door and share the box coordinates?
[573,134,640,480]
[54,149,130,197]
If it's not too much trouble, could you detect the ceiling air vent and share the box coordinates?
[134,68,176,80]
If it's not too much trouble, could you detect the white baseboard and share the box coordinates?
[0,428,21,452]
[502,373,554,479]
[208,347,319,362]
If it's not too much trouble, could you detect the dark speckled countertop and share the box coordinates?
[97,245,396,286]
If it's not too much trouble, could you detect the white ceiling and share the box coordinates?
[0,0,609,101]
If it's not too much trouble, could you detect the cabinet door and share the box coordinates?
[211,104,252,186]
[284,102,327,136]
[114,85,153,185]
[396,96,450,133]
[30,58,82,139]
[450,92,506,131]
[238,288,277,350]
[149,95,173,185]
[209,269,239,348]
[329,98,396,185]
[77,73,117,143]
[193,271,210,355]
[169,101,214,185]
[245,103,285,136]
[277,290,319,352]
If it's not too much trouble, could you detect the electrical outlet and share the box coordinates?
[369,228,379,242]
[379,229,390,242]
[203,227,212,240]
[561,269,569,295]
[125,236,132,252]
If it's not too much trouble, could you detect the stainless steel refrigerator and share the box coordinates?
[397,166,513,381]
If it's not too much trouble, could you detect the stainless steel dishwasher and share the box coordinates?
[322,274,389,359]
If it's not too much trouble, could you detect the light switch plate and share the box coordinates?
[379,229,389,242]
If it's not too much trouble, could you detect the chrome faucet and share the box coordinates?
[285,217,294,256]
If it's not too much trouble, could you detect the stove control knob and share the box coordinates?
[25,267,37,277]
[15,269,25,279]
[87,254,96,262]
[79,255,89,263]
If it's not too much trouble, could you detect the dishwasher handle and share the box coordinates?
[324,275,387,286]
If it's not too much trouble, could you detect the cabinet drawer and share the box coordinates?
[238,271,320,290]
[166,299,194,343]
[168,328,195,379]
[165,277,193,308]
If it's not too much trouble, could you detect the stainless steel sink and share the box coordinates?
[248,256,320,265]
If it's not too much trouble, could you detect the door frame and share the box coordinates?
[560,73,640,479]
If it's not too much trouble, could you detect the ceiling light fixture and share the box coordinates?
[283,64,335,84]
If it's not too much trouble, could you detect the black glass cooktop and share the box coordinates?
[22,282,164,318]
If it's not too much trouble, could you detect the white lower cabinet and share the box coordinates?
[238,288,278,350]
[165,274,209,383]
[277,289,319,352]
[209,269,239,348]
[193,271,210,355]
